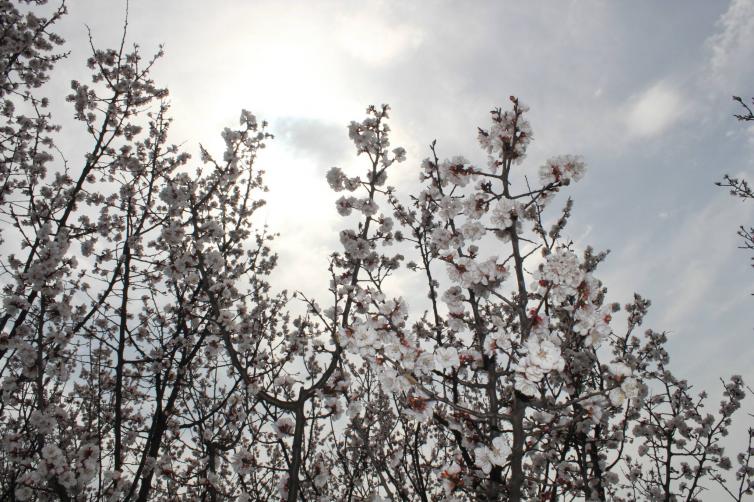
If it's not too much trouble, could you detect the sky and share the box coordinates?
[48,0,754,450]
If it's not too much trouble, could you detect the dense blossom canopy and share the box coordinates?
[0,2,752,501]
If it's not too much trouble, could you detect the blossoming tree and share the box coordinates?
[319,100,753,502]
[0,2,752,501]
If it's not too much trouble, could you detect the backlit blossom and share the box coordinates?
[434,346,460,370]
[539,155,586,186]
[474,436,511,474]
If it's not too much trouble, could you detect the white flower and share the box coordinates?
[327,167,346,191]
[609,387,627,406]
[574,305,597,333]
[576,307,612,347]
[490,198,520,229]
[446,256,507,290]
[273,416,295,437]
[474,436,510,474]
[460,221,485,241]
[335,196,356,216]
[474,445,494,474]
[430,227,455,251]
[439,156,476,187]
[29,410,55,434]
[539,155,586,186]
[621,378,641,400]
[77,444,99,481]
[526,338,563,372]
[525,363,545,383]
[515,375,538,397]
[355,198,379,216]
[534,249,584,305]
[340,230,371,259]
[439,462,463,493]
[239,109,257,127]
[344,176,361,191]
[434,346,460,370]
[392,147,406,162]
[477,104,532,162]
[413,350,436,377]
[405,393,434,422]
[438,195,464,219]
[378,216,393,233]
[484,331,511,357]
[609,362,633,379]
[442,287,465,315]
[204,335,221,359]
[489,436,511,466]
[463,193,488,219]
[582,395,608,423]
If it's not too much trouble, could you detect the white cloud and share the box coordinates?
[633,195,751,334]
[747,123,754,150]
[625,82,685,138]
[336,11,423,66]
[707,0,754,86]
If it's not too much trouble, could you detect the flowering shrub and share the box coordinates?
[0,3,751,501]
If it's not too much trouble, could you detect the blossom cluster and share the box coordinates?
[538,155,586,186]
[477,97,533,163]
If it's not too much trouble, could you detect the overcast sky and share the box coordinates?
[49,0,754,436]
